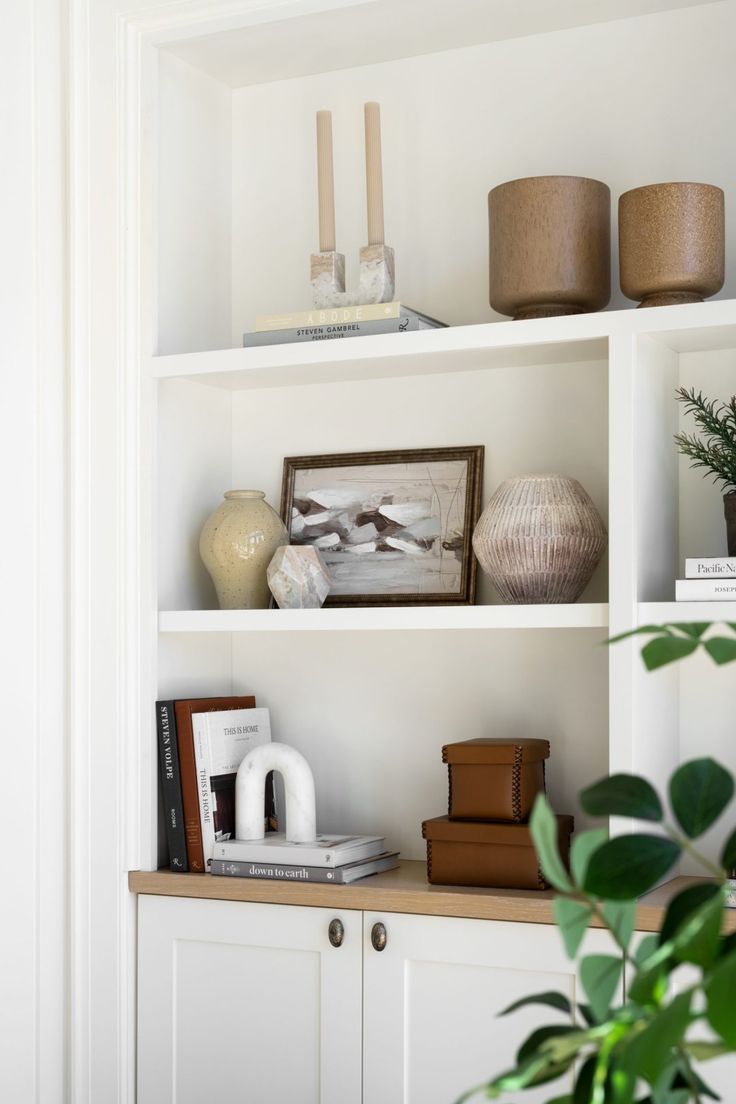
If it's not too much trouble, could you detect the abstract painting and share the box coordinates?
[280,447,484,605]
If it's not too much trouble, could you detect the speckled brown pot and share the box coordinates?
[619,183,724,307]
[488,176,611,320]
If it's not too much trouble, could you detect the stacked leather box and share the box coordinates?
[422,738,574,890]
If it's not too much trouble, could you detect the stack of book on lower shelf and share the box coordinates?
[157,694,399,883]
[243,301,445,346]
[210,834,400,884]
[675,557,736,601]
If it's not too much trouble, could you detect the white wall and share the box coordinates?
[230,1,736,340]
[0,0,67,1100]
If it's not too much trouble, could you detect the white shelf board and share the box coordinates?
[159,603,609,633]
[149,300,736,390]
[163,0,717,89]
[639,602,736,624]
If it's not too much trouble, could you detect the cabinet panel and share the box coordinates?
[363,911,611,1104]
[137,895,362,1104]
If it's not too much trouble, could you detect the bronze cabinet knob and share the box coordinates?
[371,922,387,952]
[328,918,344,948]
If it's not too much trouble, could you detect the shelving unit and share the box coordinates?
[59,2,736,1098]
[127,0,736,877]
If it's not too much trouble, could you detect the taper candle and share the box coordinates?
[364,101,385,246]
[316,110,337,253]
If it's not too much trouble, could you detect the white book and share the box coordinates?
[192,707,272,867]
[685,557,736,579]
[214,833,386,868]
[675,578,736,601]
[255,302,401,331]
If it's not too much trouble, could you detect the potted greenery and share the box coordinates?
[462,622,736,1104]
[674,387,736,555]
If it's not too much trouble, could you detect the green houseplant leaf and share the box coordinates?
[583,835,680,899]
[721,827,736,870]
[500,991,572,1017]
[703,636,736,665]
[658,882,722,946]
[580,775,663,821]
[580,954,623,1022]
[570,828,607,885]
[530,795,573,893]
[670,886,725,969]
[621,990,693,1082]
[553,898,593,958]
[641,636,699,671]
[600,900,637,951]
[705,949,736,1046]
[669,758,734,838]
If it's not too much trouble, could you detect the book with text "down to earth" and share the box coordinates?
[210,851,399,884]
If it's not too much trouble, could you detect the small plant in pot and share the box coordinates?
[460,622,736,1104]
[674,387,736,555]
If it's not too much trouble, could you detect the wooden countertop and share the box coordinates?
[128,862,736,932]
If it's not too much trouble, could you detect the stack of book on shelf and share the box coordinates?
[210,835,399,884]
[157,694,399,883]
[156,696,276,873]
[675,557,736,601]
[243,301,445,346]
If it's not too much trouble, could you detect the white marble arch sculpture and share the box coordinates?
[235,742,317,843]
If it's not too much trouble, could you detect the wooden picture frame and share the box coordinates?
[280,446,484,606]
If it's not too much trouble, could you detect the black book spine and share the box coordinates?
[156,700,188,872]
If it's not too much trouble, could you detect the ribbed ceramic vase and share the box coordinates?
[199,490,288,609]
[472,475,607,604]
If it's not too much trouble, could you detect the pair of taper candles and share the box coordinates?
[316,102,385,253]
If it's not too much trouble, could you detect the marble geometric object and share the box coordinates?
[236,742,317,843]
[311,102,395,309]
[267,545,331,609]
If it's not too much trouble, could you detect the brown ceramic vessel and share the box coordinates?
[619,182,724,308]
[488,175,611,320]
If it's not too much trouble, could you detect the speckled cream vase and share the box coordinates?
[472,475,607,604]
[199,490,288,609]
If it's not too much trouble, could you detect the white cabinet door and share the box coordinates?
[137,895,362,1104]
[363,911,611,1104]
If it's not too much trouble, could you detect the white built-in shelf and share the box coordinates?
[158,603,609,633]
[149,299,736,390]
[165,0,712,89]
[638,602,736,625]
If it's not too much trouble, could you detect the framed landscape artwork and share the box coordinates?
[280,446,484,606]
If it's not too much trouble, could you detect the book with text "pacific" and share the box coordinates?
[192,706,272,868]
[214,833,385,868]
[675,578,736,601]
[210,851,400,884]
[685,557,736,578]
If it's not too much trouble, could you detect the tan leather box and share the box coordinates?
[443,737,550,822]
[422,813,573,890]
